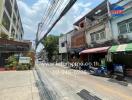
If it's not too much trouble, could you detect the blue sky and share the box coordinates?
[17,0,119,50]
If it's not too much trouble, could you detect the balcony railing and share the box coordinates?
[85,13,108,29]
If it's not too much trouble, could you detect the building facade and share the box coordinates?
[59,30,74,62]
[0,0,32,68]
[0,0,24,40]
[110,0,132,44]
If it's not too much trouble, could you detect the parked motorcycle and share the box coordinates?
[89,64,108,76]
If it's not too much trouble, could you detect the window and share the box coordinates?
[128,22,132,32]
[80,23,84,28]
[100,32,106,39]
[118,24,127,34]
[13,13,16,25]
[61,42,65,47]
[11,27,15,38]
[96,33,100,40]
[90,33,95,42]
[14,0,18,14]
[5,0,12,17]
[2,11,10,31]
[118,18,132,34]
[20,33,23,40]
[16,34,18,39]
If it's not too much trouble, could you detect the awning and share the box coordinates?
[109,43,132,52]
[79,47,110,54]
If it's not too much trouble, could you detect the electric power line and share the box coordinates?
[36,0,77,49]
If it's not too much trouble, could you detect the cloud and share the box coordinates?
[18,0,92,41]
[18,0,119,41]
[17,0,48,40]
[50,1,92,34]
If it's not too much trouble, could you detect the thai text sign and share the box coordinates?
[19,57,30,64]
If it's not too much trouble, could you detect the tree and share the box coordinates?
[41,35,59,62]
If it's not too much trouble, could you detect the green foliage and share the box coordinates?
[41,35,59,62]
[17,63,31,70]
[0,32,9,39]
[5,55,18,70]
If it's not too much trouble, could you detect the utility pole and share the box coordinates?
[35,22,43,51]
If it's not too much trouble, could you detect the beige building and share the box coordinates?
[0,0,24,40]
[74,0,113,48]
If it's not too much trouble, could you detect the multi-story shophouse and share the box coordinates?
[69,27,87,61]
[73,0,113,63]
[109,0,132,77]
[86,0,114,48]
[110,0,132,44]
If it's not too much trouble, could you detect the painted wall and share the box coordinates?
[59,35,67,53]
[111,0,132,40]
[66,30,74,48]
[85,22,112,45]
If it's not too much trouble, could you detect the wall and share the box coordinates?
[59,35,67,53]
[111,0,132,40]
[66,30,74,49]
[71,31,86,48]
[85,22,112,45]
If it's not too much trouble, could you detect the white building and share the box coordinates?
[59,30,74,61]
[0,0,24,40]
[59,34,67,54]
[59,30,74,54]
[110,0,132,43]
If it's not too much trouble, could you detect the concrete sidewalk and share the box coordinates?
[0,70,40,100]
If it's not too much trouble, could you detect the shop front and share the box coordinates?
[0,39,31,68]
[80,47,110,68]
[109,43,132,77]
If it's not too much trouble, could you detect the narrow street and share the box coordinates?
[36,63,132,100]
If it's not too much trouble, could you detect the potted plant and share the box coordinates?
[6,55,18,70]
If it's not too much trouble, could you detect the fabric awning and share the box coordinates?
[109,43,132,52]
[79,47,110,54]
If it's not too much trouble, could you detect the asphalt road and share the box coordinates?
[36,63,132,100]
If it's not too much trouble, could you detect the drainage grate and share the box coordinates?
[77,89,102,100]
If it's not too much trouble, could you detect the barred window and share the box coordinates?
[90,33,95,42]
[96,33,100,40]
[118,24,128,34]
[2,11,10,31]
[128,21,132,32]
[100,32,106,39]
[118,18,132,34]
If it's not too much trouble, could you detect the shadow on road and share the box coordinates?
[77,89,102,100]
[108,78,128,86]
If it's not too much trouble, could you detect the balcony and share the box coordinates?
[85,13,108,29]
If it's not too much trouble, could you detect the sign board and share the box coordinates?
[19,57,30,64]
